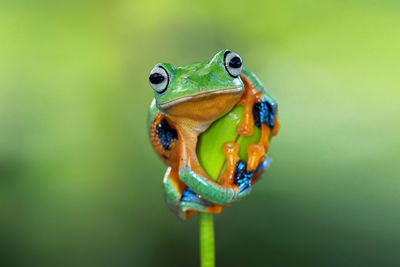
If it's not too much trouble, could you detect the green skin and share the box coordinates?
[148,50,277,219]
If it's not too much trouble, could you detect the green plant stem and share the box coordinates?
[199,212,215,267]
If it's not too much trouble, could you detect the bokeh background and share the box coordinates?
[1,0,399,266]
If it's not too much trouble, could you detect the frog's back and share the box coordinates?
[148,99,179,167]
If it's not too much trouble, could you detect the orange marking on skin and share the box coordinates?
[236,74,263,136]
[220,142,240,186]
[246,143,265,172]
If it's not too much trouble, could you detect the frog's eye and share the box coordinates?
[224,51,243,78]
[149,65,169,94]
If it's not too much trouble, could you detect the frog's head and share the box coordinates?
[149,50,244,122]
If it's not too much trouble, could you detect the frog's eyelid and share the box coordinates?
[208,49,229,65]
[156,63,176,74]
[208,53,221,64]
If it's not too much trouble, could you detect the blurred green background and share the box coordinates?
[1,0,399,266]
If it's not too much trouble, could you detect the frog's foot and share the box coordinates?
[246,98,279,171]
[232,160,253,195]
[180,187,222,216]
[219,142,256,200]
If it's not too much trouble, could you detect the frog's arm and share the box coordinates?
[164,166,225,220]
[179,165,251,205]
[173,116,253,205]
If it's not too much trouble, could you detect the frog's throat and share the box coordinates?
[157,86,243,110]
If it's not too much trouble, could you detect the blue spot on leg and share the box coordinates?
[181,187,213,207]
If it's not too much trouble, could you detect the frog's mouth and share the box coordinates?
[157,86,243,110]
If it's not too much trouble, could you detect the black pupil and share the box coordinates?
[229,56,242,68]
[149,73,165,84]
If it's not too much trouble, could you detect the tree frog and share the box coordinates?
[148,50,279,220]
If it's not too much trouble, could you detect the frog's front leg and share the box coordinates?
[163,166,222,220]
[177,130,251,205]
